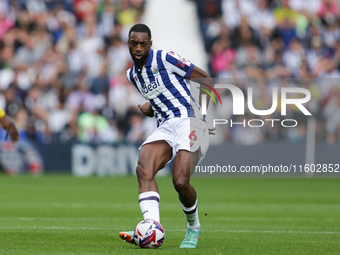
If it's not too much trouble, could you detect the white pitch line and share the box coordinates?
[3,202,340,208]
[0,203,139,208]
[0,226,339,235]
[0,217,336,222]
[209,217,336,222]
[0,226,113,230]
[0,217,142,221]
[200,229,340,235]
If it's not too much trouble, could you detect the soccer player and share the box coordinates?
[119,24,213,248]
[0,107,19,144]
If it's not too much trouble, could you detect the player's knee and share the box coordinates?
[173,178,189,194]
[136,163,154,182]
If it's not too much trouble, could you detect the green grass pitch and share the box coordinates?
[0,175,339,254]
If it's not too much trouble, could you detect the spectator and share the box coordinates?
[318,0,339,24]
[211,36,237,76]
[282,38,305,76]
[77,108,117,144]
[248,0,276,31]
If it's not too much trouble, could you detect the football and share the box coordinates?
[134,219,165,248]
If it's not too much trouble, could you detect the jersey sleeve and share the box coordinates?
[126,68,138,90]
[126,69,133,85]
[163,51,195,79]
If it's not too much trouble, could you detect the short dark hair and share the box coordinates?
[129,24,151,39]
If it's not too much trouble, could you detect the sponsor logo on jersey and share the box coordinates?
[140,79,162,99]
[176,60,186,68]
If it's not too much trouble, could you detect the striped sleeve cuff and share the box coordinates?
[184,63,195,79]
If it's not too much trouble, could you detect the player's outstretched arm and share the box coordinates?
[189,65,211,80]
[138,102,154,117]
[189,66,213,109]
[189,66,216,135]
[0,109,19,144]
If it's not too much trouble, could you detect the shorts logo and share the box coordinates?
[189,130,197,147]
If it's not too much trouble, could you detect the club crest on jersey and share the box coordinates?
[152,66,159,75]
[134,75,138,82]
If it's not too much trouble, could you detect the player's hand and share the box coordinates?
[208,128,216,135]
[138,102,154,117]
[0,115,19,144]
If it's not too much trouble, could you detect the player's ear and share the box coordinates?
[150,40,153,47]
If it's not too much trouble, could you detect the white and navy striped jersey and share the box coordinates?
[126,49,202,125]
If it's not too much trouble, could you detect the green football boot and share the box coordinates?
[180,227,200,248]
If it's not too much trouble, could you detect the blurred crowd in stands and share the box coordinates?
[0,0,151,145]
[0,0,339,146]
[196,0,340,144]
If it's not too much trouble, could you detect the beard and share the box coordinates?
[131,50,149,66]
